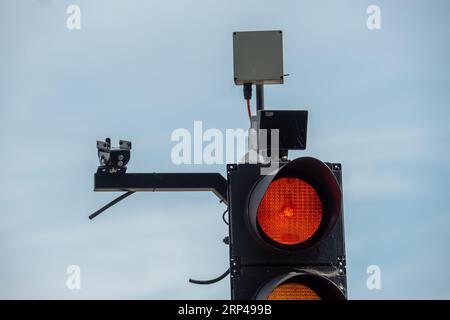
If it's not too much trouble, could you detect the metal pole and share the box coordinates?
[256,84,264,111]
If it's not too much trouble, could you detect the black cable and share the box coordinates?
[89,191,135,220]
[189,269,230,285]
[222,209,229,225]
[188,208,230,285]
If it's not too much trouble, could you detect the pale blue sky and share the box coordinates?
[1,0,450,299]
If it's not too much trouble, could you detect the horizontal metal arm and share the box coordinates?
[94,172,228,204]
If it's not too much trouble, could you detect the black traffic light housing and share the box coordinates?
[227,159,347,300]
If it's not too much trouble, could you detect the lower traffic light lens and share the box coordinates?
[255,272,347,300]
[267,283,321,300]
[257,178,322,245]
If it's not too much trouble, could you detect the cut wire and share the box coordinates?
[189,269,230,285]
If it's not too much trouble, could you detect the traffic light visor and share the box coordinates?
[248,157,342,249]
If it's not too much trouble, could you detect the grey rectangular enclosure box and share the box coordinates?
[233,30,284,85]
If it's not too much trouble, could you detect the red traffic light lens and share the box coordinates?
[256,177,322,245]
[267,283,321,300]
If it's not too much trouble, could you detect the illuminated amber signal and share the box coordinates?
[256,177,322,245]
[267,283,321,300]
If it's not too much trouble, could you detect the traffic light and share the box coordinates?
[89,30,349,300]
[227,157,347,300]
